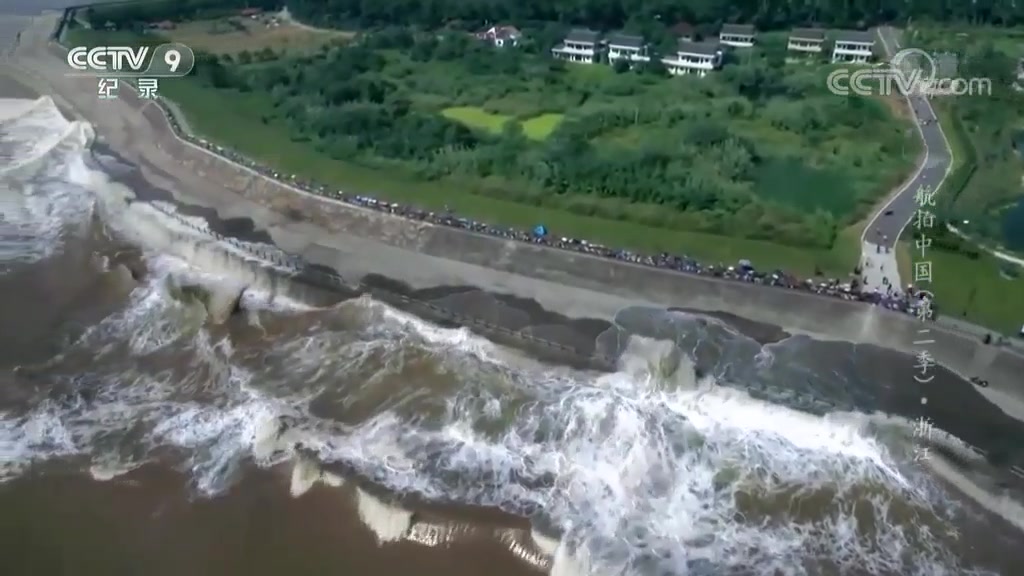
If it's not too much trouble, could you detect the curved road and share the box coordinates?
[859,27,954,292]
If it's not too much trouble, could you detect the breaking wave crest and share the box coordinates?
[0,96,96,266]
[0,282,980,575]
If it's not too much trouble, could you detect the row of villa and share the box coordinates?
[546,24,876,76]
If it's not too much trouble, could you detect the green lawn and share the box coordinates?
[898,242,1024,334]
[521,113,563,139]
[441,106,510,132]
[441,106,562,140]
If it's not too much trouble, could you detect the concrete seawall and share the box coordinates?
[124,192,619,370]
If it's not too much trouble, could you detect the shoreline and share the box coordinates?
[4,18,1024,467]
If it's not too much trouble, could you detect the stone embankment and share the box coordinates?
[152,196,619,370]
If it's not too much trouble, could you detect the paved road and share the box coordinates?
[859,27,954,292]
[865,28,953,248]
[864,28,950,245]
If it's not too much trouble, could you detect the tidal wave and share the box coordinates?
[0,96,95,265]
[0,286,978,575]
[0,94,1004,576]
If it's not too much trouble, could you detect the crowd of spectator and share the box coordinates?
[158,105,933,321]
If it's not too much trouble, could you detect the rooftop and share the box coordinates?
[606,33,644,49]
[676,40,722,57]
[565,28,601,44]
[721,24,755,36]
[477,25,521,40]
[790,28,826,41]
[835,30,876,44]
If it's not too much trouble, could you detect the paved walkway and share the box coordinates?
[859,240,902,295]
[859,27,954,295]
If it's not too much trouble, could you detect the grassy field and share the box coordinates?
[522,113,563,139]
[441,106,563,140]
[897,241,1024,334]
[441,106,509,132]
[164,16,352,54]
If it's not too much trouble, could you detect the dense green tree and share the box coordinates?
[285,0,1024,30]
[87,0,281,28]
[91,0,1024,31]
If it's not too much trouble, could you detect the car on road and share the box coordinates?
[884,209,894,216]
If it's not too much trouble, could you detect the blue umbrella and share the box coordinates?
[533,225,548,237]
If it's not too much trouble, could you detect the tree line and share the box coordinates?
[88,0,1024,32]
[86,0,282,29]
[286,0,1024,30]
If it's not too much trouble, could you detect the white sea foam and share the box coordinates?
[89,457,145,482]
[551,540,591,576]
[0,274,989,575]
[0,97,96,265]
[146,201,302,276]
[496,529,553,570]
[0,97,81,171]
[108,203,315,313]
[0,405,77,479]
[356,487,414,544]
[531,529,562,556]
[290,455,325,496]
[67,256,205,356]
[405,521,471,547]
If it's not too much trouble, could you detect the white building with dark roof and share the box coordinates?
[787,28,826,54]
[474,25,521,48]
[606,33,649,65]
[662,40,723,77]
[719,24,756,48]
[551,28,603,64]
[832,30,875,63]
